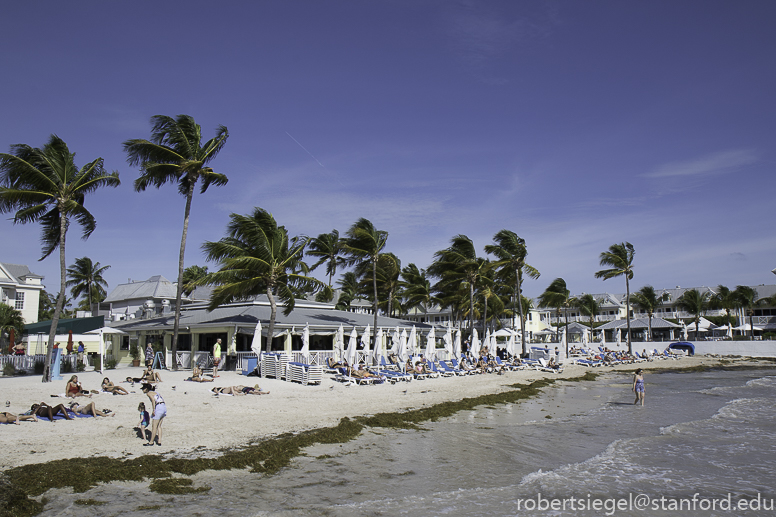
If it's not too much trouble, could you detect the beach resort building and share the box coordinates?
[0,262,44,324]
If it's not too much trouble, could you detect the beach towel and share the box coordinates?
[36,411,94,422]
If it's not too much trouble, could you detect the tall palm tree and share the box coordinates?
[575,293,602,337]
[0,303,25,354]
[343,218,389,342]
[734,285,758,339]
[401,263,437,321]
[629,285,669,342]
[594,242,635,353]
[428,235,488,338]
[0,135,120,382]
[307,230,346,288]
[124,115,229,369]
[710,285,738,335]
[334,271,363,311]
[200,207,322,353]
[485,229,540,355]
[356,252,402,316]
[537,278,572,352]
[66,257,110,316]
[675,289,711,338]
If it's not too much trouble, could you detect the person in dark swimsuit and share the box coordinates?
[633,368,645,406]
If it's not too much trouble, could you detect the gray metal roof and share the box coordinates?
[112,300,430,334]
[104,275,180,303]
[596,317,680,330]
[1,262,44,282]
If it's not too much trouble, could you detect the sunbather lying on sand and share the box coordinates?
[211,385,270,396]
[102,377,129,395]
[69,401,115,417]
[28,402,73,420]
[0,411,38,424]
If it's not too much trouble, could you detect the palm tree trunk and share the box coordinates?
[469,282,475,339]
[88,278,93,316]
[749,311,754,340]
[43,212,68,383]
[266,286,277,353]
[372,258,378,347]
[171,182,195,370]
[647,313,653,342]
[625,276,632,354]
[482,295,488,336]
[516,270,527,356]
[564,306,569,356]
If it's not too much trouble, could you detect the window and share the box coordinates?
[15,292,24,310]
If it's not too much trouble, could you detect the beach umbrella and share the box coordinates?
[251,321,263,357]
[506,329,516,357]
[335,324,345,361]
[453,328,462,361]
[616,327,622,346]
[582,327,589,345]
[483,329,491,355]
[601,329,606,345]
[408,326,417,358]
[470,328,480,357]
[425,327,436,361]
[681,322,688,341]
[86,327,127,373]
[301,323,310,364]
[346,327,358,365]
[67,330,74,355]
[374,327,384,363]
[561,327,567,354]
[398,328,409,365]
[389,327,399,355]
[443,326,453,360]
[489,329,497,353]
[361,325,371,365]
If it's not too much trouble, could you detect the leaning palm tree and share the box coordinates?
[734,285,758,339]
[629,285,669,342]
[675,289,711,338]
[334,271,363,311]
[485,229,540,356]
[200,208,322,353]
[575,293,602,338]
[595,242,635,353]
[401,263,438,320]
[66,257,110,316]
[181,265,208,297]
[307,230,346,287]
[358,252,401,317]
[428,235,489,338]
[342,218,389,343]
[124,115,229,369]
[710,285,738,336]
[537,278,572,352]
[0,135,120,382]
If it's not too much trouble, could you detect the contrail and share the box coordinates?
[285,132,345,188]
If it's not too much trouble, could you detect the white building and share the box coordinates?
[0,262,44,324]
[103,275,182,321]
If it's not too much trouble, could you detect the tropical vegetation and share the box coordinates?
[66,257,110,315]
[0,135,120,381]
[594,242,635,353]
[629,285,669,342]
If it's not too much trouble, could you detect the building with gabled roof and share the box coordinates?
[103,275,183,321]
[0,262,44,324]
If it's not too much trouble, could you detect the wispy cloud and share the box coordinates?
[646,149,758,178]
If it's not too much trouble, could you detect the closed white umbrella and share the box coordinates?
[398,328,409,366]
[374,328,384,363]
[301,323,310,364]
[601,328,606,345]
[489,329,497,353]
[617,327,622,346]
[507,329,516,356]
[390,327,400,355]
[470,328,480,357]
[561,327,567,353]
[408,326,417,358]
[250,321,263,357]
[361,325,371,365]
[453,328,462,361]
[425,327,436,361]
[443,326,453,360]
[335,324,345,361]
[582,327,589,345]
[681,322,688,341]
[483,329,491,355]
[346,327,358,365]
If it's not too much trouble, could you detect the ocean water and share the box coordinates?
[39,369,776,516]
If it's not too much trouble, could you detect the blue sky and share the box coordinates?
[1,1,775,302]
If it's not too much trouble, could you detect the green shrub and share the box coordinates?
[76,362,86,372]
[60,360,73,374]
[105,359,117,370]
[3,362,16,377]
[34,360,44,375]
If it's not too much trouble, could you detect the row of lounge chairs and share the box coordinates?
[573,347,684,367]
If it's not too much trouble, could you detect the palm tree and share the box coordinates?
[428,235,488,338]
[734,285,758,339]
[343,218,389,342]
[181,265,209,297]
[307,230,346,288]
[334,271,362,311]
[66,257,110,316]
[200,208,322,353]
[485,229,540,356]
[0,135,120,382]
[401,263,437,321]
[537,278,572,352]
[676,289,711,338]
[629,286,669,342]
[710,285,738,336]
[594,242,635,353]
[0,303,25,354]
[575,293,602,337]
[124,115,229,369]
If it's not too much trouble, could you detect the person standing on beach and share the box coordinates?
[145,343,154,368]
[77,341,85,363]
[142,383,166,446]
[633,368,645,406]
[212,338,222,378]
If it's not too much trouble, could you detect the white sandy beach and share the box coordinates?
[0,356,766,470]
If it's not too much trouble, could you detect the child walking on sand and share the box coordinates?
[138,402,150,441]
